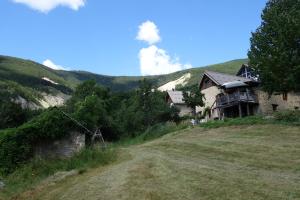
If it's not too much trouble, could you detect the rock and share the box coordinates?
[0,180,5,189]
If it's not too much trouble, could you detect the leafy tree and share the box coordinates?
[74,95,117,143]
[0,101,26,129]
[70,80,122,141]
[113,79,179,136]
[74,95,108,130]
[248,0,300,94]
[114,99,145,137]
[0,100,40,130]
[183,86,205,116]
[74,80,109,99]
[66,80,109,112]
[136,79,178,127]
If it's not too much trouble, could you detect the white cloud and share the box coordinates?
[12,0,86,13]
[136,21,161,45]
[139,45,192,76]
[43,59,70,70]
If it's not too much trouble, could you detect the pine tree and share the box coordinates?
[248,0,300,94]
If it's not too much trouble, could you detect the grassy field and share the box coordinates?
[9,124,300,200]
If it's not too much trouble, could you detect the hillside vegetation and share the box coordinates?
[9,124,300,200]
[0,79,181,174]
[0,55,247,104]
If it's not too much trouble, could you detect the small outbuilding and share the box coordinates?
[166,90,193,116]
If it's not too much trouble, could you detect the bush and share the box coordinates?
[200,116,266,129]
[274,110,300,123]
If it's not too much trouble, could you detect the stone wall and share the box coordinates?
[34,132,85,159]
[255,90,300,115]
[175,104,193,117]
[197,86,221,114]
[198,86,300,119]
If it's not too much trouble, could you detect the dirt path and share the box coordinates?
[17,125,300,200]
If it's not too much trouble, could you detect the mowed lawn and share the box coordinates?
[16,125,300,200]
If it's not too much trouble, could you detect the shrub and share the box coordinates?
[274,110,300,123]
[200,116,266,129]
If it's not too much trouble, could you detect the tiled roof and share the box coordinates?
[204,70,254,86]
[167,90,185,104]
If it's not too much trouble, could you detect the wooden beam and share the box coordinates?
[247,103,250,116]
[238,103,242,118]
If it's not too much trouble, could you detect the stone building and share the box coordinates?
[34,132,85,159]
[197,65,300,119]
[166,90,193,117]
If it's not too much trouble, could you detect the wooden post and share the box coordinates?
[247,103,250,116]
[227,94,229,104]
[238,88,242,118]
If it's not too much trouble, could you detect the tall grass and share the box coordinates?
[115,121,190,147]
[200,115,267,129]
[273,110,300,124]
[200,110,300,129]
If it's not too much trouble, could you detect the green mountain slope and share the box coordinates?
[0,56,73,106]
[0,55,248,107]
[55,58,248,90]
[154,58,248,88]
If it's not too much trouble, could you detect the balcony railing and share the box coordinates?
[216,91,257,107]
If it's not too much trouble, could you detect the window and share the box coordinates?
[295,107,299,110]
[283,93,288,101]
[272,104,278,112]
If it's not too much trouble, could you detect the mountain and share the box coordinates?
[0,55,248,108]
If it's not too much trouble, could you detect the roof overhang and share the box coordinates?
[222,81,248,89]
[198,72,220,89]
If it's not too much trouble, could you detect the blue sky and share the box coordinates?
[0,0,267,76]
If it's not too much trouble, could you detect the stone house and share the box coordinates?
[166,90,193,117]
[197,65,300,119]
[34,132,85,159]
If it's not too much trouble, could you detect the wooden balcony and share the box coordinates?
[216,90,258,108]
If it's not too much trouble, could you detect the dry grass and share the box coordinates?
[9,124,300,200]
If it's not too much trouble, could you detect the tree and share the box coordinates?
[74,95,108,130]
[136,79,175,127]
[248,0,300,94]
[66,80,109,112]
[113,79,179,136]
[0,101,26,129]
[183,85,205,117]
